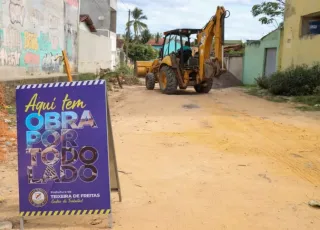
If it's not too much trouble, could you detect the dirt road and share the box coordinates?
[1,85,320,229]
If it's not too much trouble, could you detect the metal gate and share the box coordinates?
[264,48,277,77]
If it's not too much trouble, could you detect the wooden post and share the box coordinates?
[62,50,73,82]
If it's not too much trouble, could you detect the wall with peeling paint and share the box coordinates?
[281,0,320,69]
[0,0,79,81]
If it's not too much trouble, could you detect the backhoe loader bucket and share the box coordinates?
[135,61,153,78]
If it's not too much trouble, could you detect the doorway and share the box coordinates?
[264,48,277,77]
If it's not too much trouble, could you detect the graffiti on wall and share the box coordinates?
[39,31,62,73]
[24,31,38,50]
[29,8,44,27]
[0,29,3,46]
[0,49,20,66]
[65,23,77,62]
[0,28,20,66]
[43,0,60,12]
[3,25,20,49]
[42,52,61,72]
[0,0,78,75]
[24,52,39,65]
[65,0,78,8]
[0,1,3,27]
[48,13,59,30]
[64,0,79,71]
[39,31,60,50]
[9,0,25,26]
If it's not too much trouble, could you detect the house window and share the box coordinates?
[301,12,320,36]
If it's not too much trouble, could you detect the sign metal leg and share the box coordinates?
[20,216,24,230]
[108,212,113,229]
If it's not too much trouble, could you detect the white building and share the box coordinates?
[78,0,118,73]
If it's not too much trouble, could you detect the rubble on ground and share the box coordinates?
[0,221,13,230]
[0,84,16,162]
[213,71,243,89]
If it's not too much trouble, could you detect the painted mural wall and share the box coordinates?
[64,0,79,72]
[0,0,79,81]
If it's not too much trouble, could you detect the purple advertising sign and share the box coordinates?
[16,80,111,217]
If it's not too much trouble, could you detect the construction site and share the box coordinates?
[1,0,320,229]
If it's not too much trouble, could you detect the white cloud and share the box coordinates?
[116,0,279,40]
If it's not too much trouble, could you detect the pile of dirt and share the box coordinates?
[122,75,143,86]
[212,71,243,89]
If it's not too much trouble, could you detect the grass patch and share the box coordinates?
[291,96,320,111]
[77,73,97,81]
[266,96,289,103]
[244,86,320,111]
[241,84,256,89]
[295,106,320,111]
[291,95,320,106]
[6,106,16,115]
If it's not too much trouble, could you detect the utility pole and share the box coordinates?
[126,9,130,64]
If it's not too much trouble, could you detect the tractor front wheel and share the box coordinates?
[194,79,213,94]
[146,73,155,90]
[159,66,178,94]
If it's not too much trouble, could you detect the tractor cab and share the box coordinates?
[137,6,228,95]
[159,28,201,70]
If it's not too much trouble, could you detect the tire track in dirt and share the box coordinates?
[153,94,320,185]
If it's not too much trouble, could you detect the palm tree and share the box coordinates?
[126,7,148,40]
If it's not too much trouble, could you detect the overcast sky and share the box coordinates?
[116,0,281,41]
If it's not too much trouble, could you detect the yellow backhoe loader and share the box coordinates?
[135,6,230,94]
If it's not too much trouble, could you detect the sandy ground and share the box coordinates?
[1,85,320,229]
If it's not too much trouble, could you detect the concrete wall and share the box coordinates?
[242,29,282,85]
[64,0,79,72]
[79,21,89,32]
[80,0,116,36]
[110,31,117,68]
[281,0,320,69]
[110,0,117,10]
[78,29,118,73]
[225,56,243,81]
[0,0,79,81]
[78,29,111,73]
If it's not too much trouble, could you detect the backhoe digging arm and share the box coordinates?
[197,6,228,80]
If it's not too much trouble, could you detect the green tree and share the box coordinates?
[123,30,133,43]
[155,32,162,43]
[126,7,148,40]
[140,29,152,44]
[124,43,158,62]
[251,0,285,27]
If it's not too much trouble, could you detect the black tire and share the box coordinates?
[194,79,213,93]
[145,73,155,90]
[159,66,178,94]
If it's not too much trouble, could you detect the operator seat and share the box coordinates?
[183,49,192,64]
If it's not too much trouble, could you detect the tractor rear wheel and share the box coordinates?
[194,79,213,93]
[145,73,155,90]
[159,66,178,94]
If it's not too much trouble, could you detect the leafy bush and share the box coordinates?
[267,63,320,96]
[255,75,270,89]
[116,65,133,75]
[124,43,158,61]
